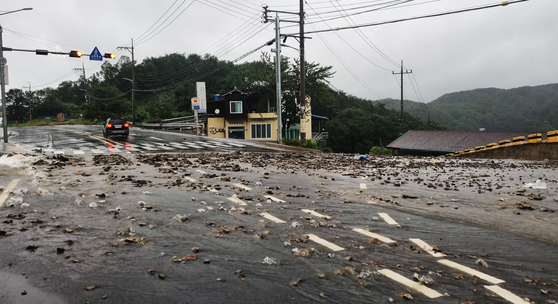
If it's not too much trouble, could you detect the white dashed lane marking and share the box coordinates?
[264,195,285,203]
[196,170,207,174]
[378,269,443,298]
[0,179,20,207]
[306,234,344,251]
[484,285,526,304]
[438,260,505,284]
[228,196,247,206]
[260,212,286,223]
[353,228,396,244]
[409,238,446,258]
[301,209,331,219]
[360,183,367,190]
[378,212,399,225]
[234,183,252,191]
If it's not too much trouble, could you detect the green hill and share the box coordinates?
[374,83,558,132]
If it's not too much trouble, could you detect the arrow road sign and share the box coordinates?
[89,47,103,61]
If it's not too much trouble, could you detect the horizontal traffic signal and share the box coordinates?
[104,53,116,59]
[69,50,83,58]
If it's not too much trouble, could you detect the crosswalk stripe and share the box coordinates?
[378,213,399,225]
[353,228,396,244]
[154,145,174,150]
[54,150,65,155]
[306,234,344,251]
[378,269,443,298]
[73,150,85,155]
[409,238,446,258]
[260,212,286,223]
[301,209,331,219]
[484,285,526,304]
[360,183,367,190]
[183,142,203,149]
[91,149,104,154]
[438,260,505,284]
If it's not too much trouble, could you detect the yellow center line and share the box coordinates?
[438,260,505,284]
[0,179,21,207]
[301,209,331,219]
[306,233,344,251]
[378,212,399,225]
[260,212,286,224]
[378,269,443,299]
[353,228,396,244]
[484,285,526,304]
[409,238,446,258]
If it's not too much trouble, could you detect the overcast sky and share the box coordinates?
[2,0,557,104]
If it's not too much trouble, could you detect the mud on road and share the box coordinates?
[0,152,557,303]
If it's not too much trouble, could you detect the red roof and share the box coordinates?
[387,130,538,153]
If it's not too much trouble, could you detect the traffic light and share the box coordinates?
[104,53,116,59]
[69,50,83,58]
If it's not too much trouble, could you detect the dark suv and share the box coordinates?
[102,118,129,138]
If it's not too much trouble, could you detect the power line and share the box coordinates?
[135,0,180,42]
[135,0,196,46]
[303,0,529,35]
[322,0,400,68]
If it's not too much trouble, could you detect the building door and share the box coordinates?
[228,127,245,139]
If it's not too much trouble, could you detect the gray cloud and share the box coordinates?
[3,0,556,103]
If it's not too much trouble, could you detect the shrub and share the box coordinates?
[369,146,393,156]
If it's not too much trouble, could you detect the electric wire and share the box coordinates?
[305,4,385,98]
[322,0,400,68]
[303,0,529,34]
[135,0,196,46]
[135,0,180,42]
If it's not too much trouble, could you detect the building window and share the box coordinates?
[251,123,272,139]
[230,101,242,114]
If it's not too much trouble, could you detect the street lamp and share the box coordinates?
[1,7,33,143]
[123,77,135,125]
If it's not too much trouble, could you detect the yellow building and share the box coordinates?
[206,89,278,141]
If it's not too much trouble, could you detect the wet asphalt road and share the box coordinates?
[0,141,557,303]
[7,125,278,155]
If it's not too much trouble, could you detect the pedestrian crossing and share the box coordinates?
[38,140,249,155]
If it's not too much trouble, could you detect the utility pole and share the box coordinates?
[299,0,305,138]
[274,14,282,143]
[392,60,412,135]
[118,39,135,125]
[263,3,307,143]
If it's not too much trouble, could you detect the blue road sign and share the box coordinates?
[89,47,103,61]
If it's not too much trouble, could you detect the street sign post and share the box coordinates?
[196,82,207,113]
[191,97,200,111]
[89,47,103,61]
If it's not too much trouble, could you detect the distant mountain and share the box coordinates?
[373,83,558,132]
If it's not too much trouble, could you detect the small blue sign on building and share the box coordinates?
[89,47,103,61]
